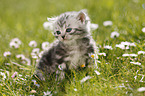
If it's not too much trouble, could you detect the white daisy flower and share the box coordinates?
[38,51,44,58]
[138,51,145,55]
[3,51,11,57]
[129,54,138,57]
[9,41,19,49]
[16,54,25,60]
[98,53,106,56]
[9,38,22,49]
[30,90,37,93]
[90,23,99,30]
[29,40,37,47]
[43,90,52,96]
[142,27,145,33]
[137,87,145,92]
[121,41,136,47]
[103,21,113,26]
[80,76,92,83]
[104,45,113,50]
[31,53,38,59]
[130,62,141,65]
[43,22,53,30]
[25,58,31,65]
[116,44,130,49]
[94,70,101,75]
[11,72,18,78]
[122,54,138,57]
[122,54,130,57]
[42,42,50,50]
[74,88,77,91]
[31,48,40,59]
[0,72,6,80]
[88,53,98,59]
[11,38,22,45]
[110,31,120,38]
[32,79,40,87]
[116,44,126,49]
[32,48,40,54]
[129,43,136,46]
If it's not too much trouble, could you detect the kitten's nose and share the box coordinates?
[61,35,65,39]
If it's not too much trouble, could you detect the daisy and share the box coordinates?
[11,72,18,78]
[42,42,50,50]
[104,45,113,50]
[3,51,11,57]
[31,52,38,59]
[121,41,136,47]
[9,41,19,49]
[31,48,40,58]
[0,72,6,80]
[38,51,44,58]
[98,53,106,56]
[116,44,126,49]
[90,23,99,30]
[103,21,113,26]
[43,91,52,96]
[30,90,37,93]
[32,79,40,87]
[129,43,136,46]
[16,54,25,60]
[130,62,141,65]
[89,53,98,59]
[80,76,92,83]
[122,54,138,57]
[24,58,31,65]
[94,70,101,75]
[11,38,22,45]
[29,40,37,47]
[74,88,77,91]
[137,87,145,92]
[129,54,138,57]
[142,27,145,33]
[138,51,145,55]
[32,48,40,54]
[43,22,53,30]
[110,31,120,38]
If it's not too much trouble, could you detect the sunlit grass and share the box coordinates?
[0,0,145,95]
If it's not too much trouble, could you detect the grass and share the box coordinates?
[0,0,145,95]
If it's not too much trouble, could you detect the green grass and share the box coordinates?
[0,0,145,95]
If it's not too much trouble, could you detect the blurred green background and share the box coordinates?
[0,0,144,54]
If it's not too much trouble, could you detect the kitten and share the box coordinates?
[36,10,98,81]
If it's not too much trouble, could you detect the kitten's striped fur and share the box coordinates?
[36,10,98,80]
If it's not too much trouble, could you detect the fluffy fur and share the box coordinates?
[36,10,98,80]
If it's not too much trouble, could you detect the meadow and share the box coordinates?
[0,0,145,95]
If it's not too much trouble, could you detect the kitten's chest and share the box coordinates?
[66,45,87,69]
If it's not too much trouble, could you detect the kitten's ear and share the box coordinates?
[77,11,86,23]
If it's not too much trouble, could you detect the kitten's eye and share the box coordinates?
[66,28,72,32]
[56,31,61,35]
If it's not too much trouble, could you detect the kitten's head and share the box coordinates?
[52,10,90,43]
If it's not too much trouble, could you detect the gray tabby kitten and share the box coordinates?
[36,10,98,80]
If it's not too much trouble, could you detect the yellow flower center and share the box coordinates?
[35,81,38,84]
[81,64,85,67]
[91,54,94,58]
